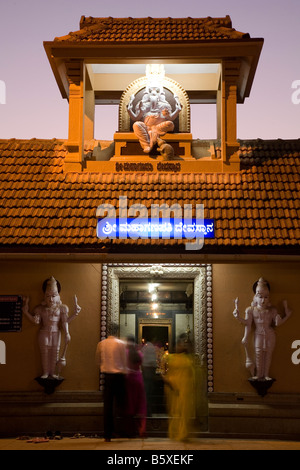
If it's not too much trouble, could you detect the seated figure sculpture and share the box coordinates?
[127,86,182,153]
[233,278,291,380]
[23,276,81,379]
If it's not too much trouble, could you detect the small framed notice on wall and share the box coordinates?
[0,296,23,332]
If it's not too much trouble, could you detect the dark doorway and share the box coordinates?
[142,326,169,348]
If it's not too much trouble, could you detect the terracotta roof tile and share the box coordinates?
[0,138,299,253]
[54,16,250,44]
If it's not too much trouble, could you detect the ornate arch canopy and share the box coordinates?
[119,76,191,133]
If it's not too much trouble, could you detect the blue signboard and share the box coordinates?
[97,218,215,240]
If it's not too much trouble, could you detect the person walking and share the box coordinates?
[95,324,127,442]
[142,338,157,416]
[125,335,147,437]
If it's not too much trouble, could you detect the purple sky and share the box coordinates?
[0,0,299,141]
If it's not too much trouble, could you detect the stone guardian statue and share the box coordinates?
[23,277,81,379]
[233,278,292,381]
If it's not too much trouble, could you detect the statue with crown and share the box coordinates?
[23,277,81,392]
[233,278,292,395]
[127,65,182,155]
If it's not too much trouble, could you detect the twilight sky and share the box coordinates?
[0,0,299,141]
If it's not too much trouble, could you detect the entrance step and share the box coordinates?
[146,415,168,437]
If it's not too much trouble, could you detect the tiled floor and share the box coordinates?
[1,437,300,450]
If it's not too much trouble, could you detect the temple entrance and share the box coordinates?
[101,263,211,434]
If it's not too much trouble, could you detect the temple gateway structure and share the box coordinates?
[0,16,299,439]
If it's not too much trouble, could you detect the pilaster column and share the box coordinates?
[83,64,95,142]
[221,60,241,172]
[64,60,84,172]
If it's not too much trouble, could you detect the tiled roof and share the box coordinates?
[54,16,250,43]
[0,138,299,254]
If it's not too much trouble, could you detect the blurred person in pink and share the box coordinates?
[142,338,158,416]
[125,335,147,437]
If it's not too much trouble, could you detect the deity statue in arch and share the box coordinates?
[127,78,182,153]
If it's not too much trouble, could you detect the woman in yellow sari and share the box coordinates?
[163,335,195,441]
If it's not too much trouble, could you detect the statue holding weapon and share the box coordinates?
[23,277,81,379]
[233,278,291,381]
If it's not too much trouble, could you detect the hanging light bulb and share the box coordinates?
[151,291,158,301]
[148,283,159,293]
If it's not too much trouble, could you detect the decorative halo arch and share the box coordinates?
[119,75,190,133]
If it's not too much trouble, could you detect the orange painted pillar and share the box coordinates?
[221,60,241,172]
